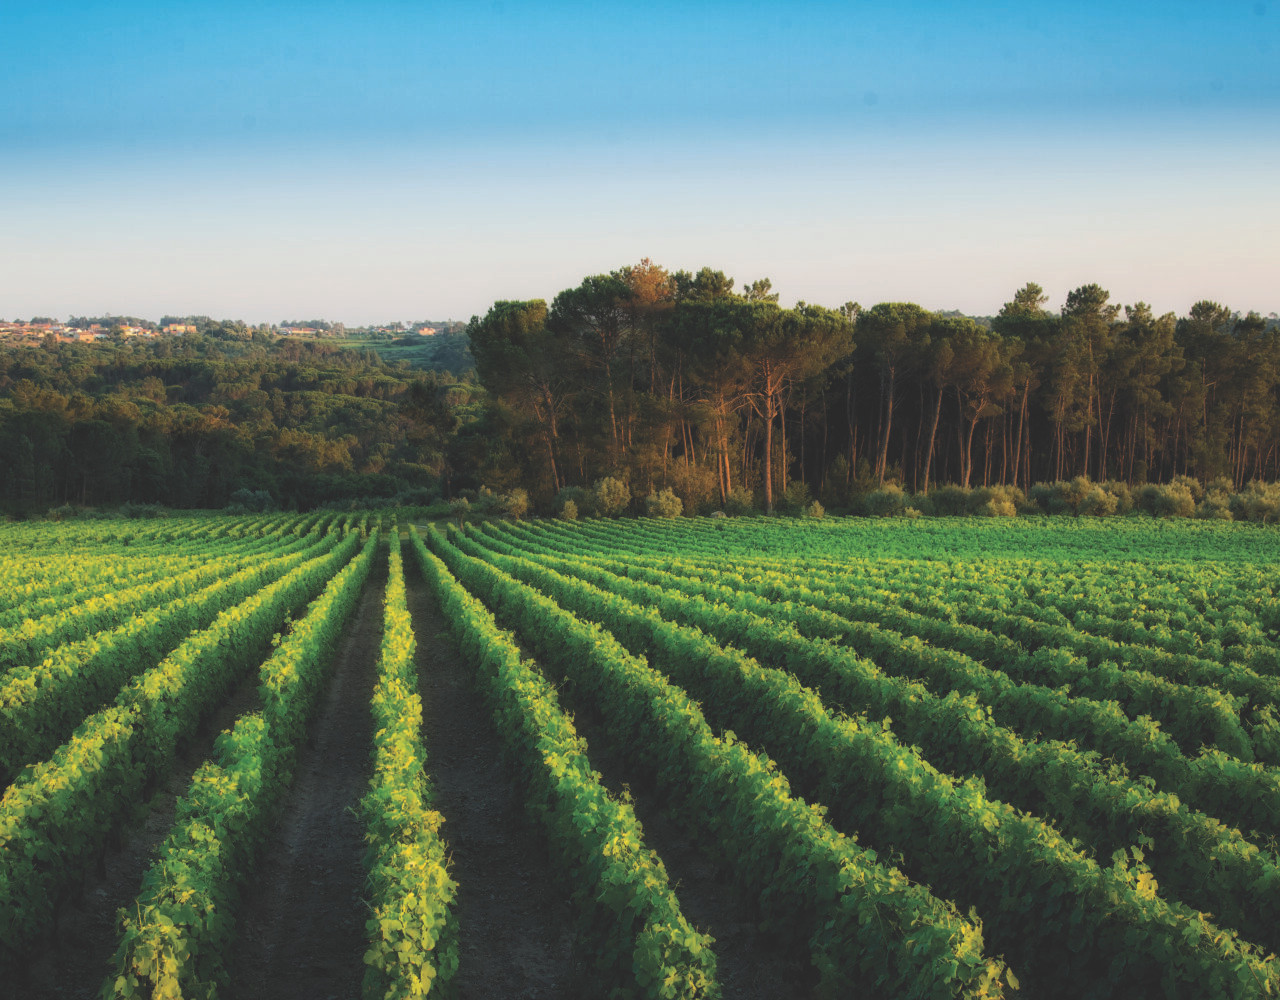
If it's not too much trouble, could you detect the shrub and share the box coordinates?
[448,496,471,522]
[500,488,529,519]
[968,486,1019,517]
[669,463,720,515]
[594,477,631,517]
[645,488,683,518]
[1102,481,1135,515]
[1028,482,1066,514]
[723,486,756,516]
[1233,481,1280,523]
[554,485,596,518]
[1077,485,1118,517]
[779,480,812,515]
[923,485,970,516]
[805,500,825,519]
[864,482,910,517]
[559,499,578,521]
[1137,482,1196,518]
[227,488,276,513]
[821,455,851,507]
[1170,474,1205,502]
[1196,492,1233,520]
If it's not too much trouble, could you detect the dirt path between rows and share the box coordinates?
[19,645,268,999]
[563,697,817,1000]
[225,560,387,1000]
[403,554,581,998]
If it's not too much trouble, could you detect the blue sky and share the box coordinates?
[2,1,1277,324]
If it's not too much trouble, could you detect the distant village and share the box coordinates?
[0,318,448,344]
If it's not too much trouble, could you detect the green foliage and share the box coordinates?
[722,486,755,516]
[864,482,911,517]
[779,480,811,514]
[474,485,528,519]
[460,515,1280,996]
[410,529,718,998]
[1137,482,1197,518]
[919,484,970,516]
[645,488,683,518]
[430,526,1007,997]
[361,534,459,997]
[1232,481,1280,523]
[559,498,578,520]
[2,519,360,970]
[594,477,632,517]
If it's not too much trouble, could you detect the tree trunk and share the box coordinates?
[921,386,944,493]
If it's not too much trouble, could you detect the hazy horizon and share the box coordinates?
[4,1,1278,325]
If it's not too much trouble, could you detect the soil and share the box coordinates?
[402,553,581,998]
[19,644,268,999]
[224,559,387,1000]
[564,701,817,1000]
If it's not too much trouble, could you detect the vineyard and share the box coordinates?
[2,513,1280,998]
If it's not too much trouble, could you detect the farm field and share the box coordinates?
[3,513,1280,998]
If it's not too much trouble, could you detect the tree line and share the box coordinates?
[466,261,1280,512]
[0,334,474,514]
[1,261,1276,517]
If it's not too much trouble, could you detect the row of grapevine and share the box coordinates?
[0,529,361,965]
[0,525,343,783]
[425,527,1011,999]
[448,526,1276,998]
[407,527,719,998]
[510,518,1280,844]
[0,517,298,620]
[0,515,316,627]
[476,522,1280,951]
[360,532,459,997]
[521,518,1263,759]
[107,530,380,998]
[0,521,324,675]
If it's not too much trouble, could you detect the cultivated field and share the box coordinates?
[3,513,1280,998]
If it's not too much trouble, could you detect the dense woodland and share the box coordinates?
[0,335,476,513]
[1,259,1277,516]
[467,261,1280,512]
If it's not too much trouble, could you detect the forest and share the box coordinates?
[1,259,1277,516]
[466,261,1279,513]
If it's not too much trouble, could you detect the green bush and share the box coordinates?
[448,496,471,522]
[1233,481,1280,523]
[1170,474,1205,502]
[1077,485,1118,517]
[1103,481,1135,515]
[922,485,970,516]
[1028,482,1066,514]
[554,485,596,518]
[1196,491,1233,520]
[821,456,851,507]
[965,485,1022,517]
[669,463,720,515]
[805,500,825,519]
[502,488,529,519]
[594,477,631,517]
[864,483,910,517]
[558,499,578,521]
[1137,482,1196,518]
[779,481,812,515]
[645,488,683,518]
[723,486,756,516]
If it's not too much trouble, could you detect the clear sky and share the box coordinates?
[2,1,1277,324]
